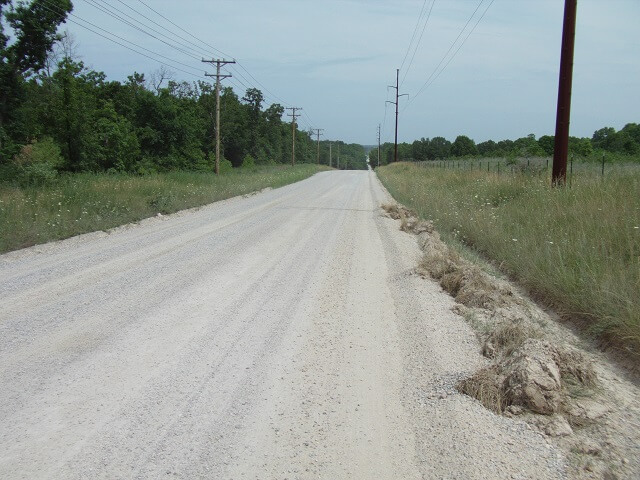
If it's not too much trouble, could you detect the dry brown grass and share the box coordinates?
[485,320,541,358]
[457,366,507,414]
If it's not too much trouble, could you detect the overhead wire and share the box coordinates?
[40,0,206,80]
[46,0,265,103]
[133,0,293,108]
[400,0,436,87]
[113,0,213,58]
[403,0,488,111]
[398,0,428,74]
[422,0,495,95]
[81,0,205,62]
[47,0,318,131]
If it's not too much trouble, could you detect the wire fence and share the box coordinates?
[412,155,640,185]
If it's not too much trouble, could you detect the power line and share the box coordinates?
[399,0,428,74]
[404,0,486,110]
[40,0,206,79]
[81,0,204,62]
[85,0,276,103]
[133,0,296,110]
[136,0,231,58]
[113,0,213,58]
[425,1,494,92]
[58,0,317,129]
[400,0,436,87]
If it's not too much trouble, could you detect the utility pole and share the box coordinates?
[386,69,408,164]
[337,143,340,170]
[552,0,577,186]
[311,128,324,164]
[377,124,381,168]
[286,107,302,166]
[203,58,235,175]
[329,143,332,168]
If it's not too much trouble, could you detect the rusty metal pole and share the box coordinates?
[552,0,578,186]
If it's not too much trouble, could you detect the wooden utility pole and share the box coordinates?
[311,128,324,164]
[552,0,577,186]
[386,69,408,163]
[377,124,381,168]
[329,143,332,168]
[337,143,340,170]
[286,107,302,166]
[203,58,235,175]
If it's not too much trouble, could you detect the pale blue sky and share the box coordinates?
[66,0,640,145]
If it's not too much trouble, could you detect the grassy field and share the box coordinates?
[377,161,640,357]
[0,164,329,254]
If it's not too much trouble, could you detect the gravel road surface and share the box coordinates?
[0,170,566,479]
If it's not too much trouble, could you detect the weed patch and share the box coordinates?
[0,165,329,253]
[378,162,640,359]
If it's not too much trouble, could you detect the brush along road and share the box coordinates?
[0,170,565,479]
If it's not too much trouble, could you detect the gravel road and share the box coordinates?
[0,170,566,479]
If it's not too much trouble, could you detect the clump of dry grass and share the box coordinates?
[484,320,540,358]
[554,346,598,388]
[382,203,433,234]
[458,366,507,413]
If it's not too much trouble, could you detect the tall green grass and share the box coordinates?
[0,165,329,253]
[378,162,640,356]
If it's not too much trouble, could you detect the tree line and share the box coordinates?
[1,0,367,185]
[370,124,640,166]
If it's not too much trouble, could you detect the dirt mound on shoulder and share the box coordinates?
[381,201,640,479]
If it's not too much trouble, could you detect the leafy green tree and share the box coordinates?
[477,139,497,156]
[451,135,477,157]
[537,135,554,155]
[429,136,451,159]
[89,100,139,171]
[591,127,617,150]
[513,134,544,157]
[621,123,640,144]
[242,87,263,157]
[1,0,72,159]
[412,138,429,161]
[568,136,593,157]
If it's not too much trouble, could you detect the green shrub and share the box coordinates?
[241,154,257,170]
[219,158,233,174]
[12,137,64,186]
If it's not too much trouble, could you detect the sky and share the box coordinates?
[63,0,640,145]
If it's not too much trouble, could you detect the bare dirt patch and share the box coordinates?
[382,201,640,479]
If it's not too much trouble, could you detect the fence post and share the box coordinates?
[570,154,574,188]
